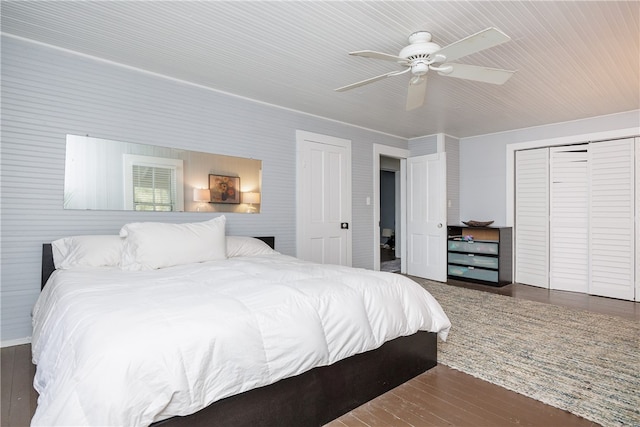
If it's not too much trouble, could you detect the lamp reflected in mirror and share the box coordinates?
[193,188,211,211]
[243,192,260,213]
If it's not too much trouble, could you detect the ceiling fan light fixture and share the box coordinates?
[411,61,429,76]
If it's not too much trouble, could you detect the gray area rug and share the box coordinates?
[380,258,400,272]
[416,279,640,427]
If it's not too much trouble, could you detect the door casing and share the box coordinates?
[373,145,409,272]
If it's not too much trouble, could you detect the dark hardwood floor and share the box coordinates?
[2,280,636,426]
[446,278,639,321]
[380,247,397,262]
[327,365,599,427]
[1,344,37,427]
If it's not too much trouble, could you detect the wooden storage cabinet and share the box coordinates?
[447,226,512,286]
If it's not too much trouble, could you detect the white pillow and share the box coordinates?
[52,235,124,269]
[120,216,226,270]
[226,236,278,257]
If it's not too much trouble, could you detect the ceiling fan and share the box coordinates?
[335,27,516,111]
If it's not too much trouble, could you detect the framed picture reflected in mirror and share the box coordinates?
[209,174,240,204]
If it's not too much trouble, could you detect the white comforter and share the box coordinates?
[31,253,451,426]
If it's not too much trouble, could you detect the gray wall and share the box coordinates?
[0,36,406,343]
[459,110,640,226]
[408,134,438,156]
[444,135,460,226]
[379,170,396,238]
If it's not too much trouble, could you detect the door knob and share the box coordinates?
[437,223,443,228]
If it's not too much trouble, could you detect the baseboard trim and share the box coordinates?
[1,336,32,348]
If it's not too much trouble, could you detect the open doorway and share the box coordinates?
[373,144,408,272]
[380,159,401,272]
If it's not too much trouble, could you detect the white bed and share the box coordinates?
[32,218,451,426]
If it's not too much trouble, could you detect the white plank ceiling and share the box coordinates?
[1,1,638,138]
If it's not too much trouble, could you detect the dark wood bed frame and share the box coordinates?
[41,237,438,427]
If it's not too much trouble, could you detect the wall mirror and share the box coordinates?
[64,135,262,213]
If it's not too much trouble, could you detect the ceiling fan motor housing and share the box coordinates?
[399,31,443,76]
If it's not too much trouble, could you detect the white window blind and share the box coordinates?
[131,165,176,211]
[123,154,184,211]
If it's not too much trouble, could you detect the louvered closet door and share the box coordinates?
[634,138,640,301]
[515,148,549,287]
[589,138,635,300]
[636,137,639,301]
[549,145,589,292]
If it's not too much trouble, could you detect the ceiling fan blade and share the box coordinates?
[335,71,396,92]
[435,27,510,62]
[335,68,409,92]
[437,63,515,84]
[406,76,427,111]
[349,50,408,64]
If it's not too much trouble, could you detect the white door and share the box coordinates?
[296,131,352,266]
[406,153,447,281]
[589,138,635,300]
[514,148,549,288]
[549,145,589,293]
[636,137,639,302]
